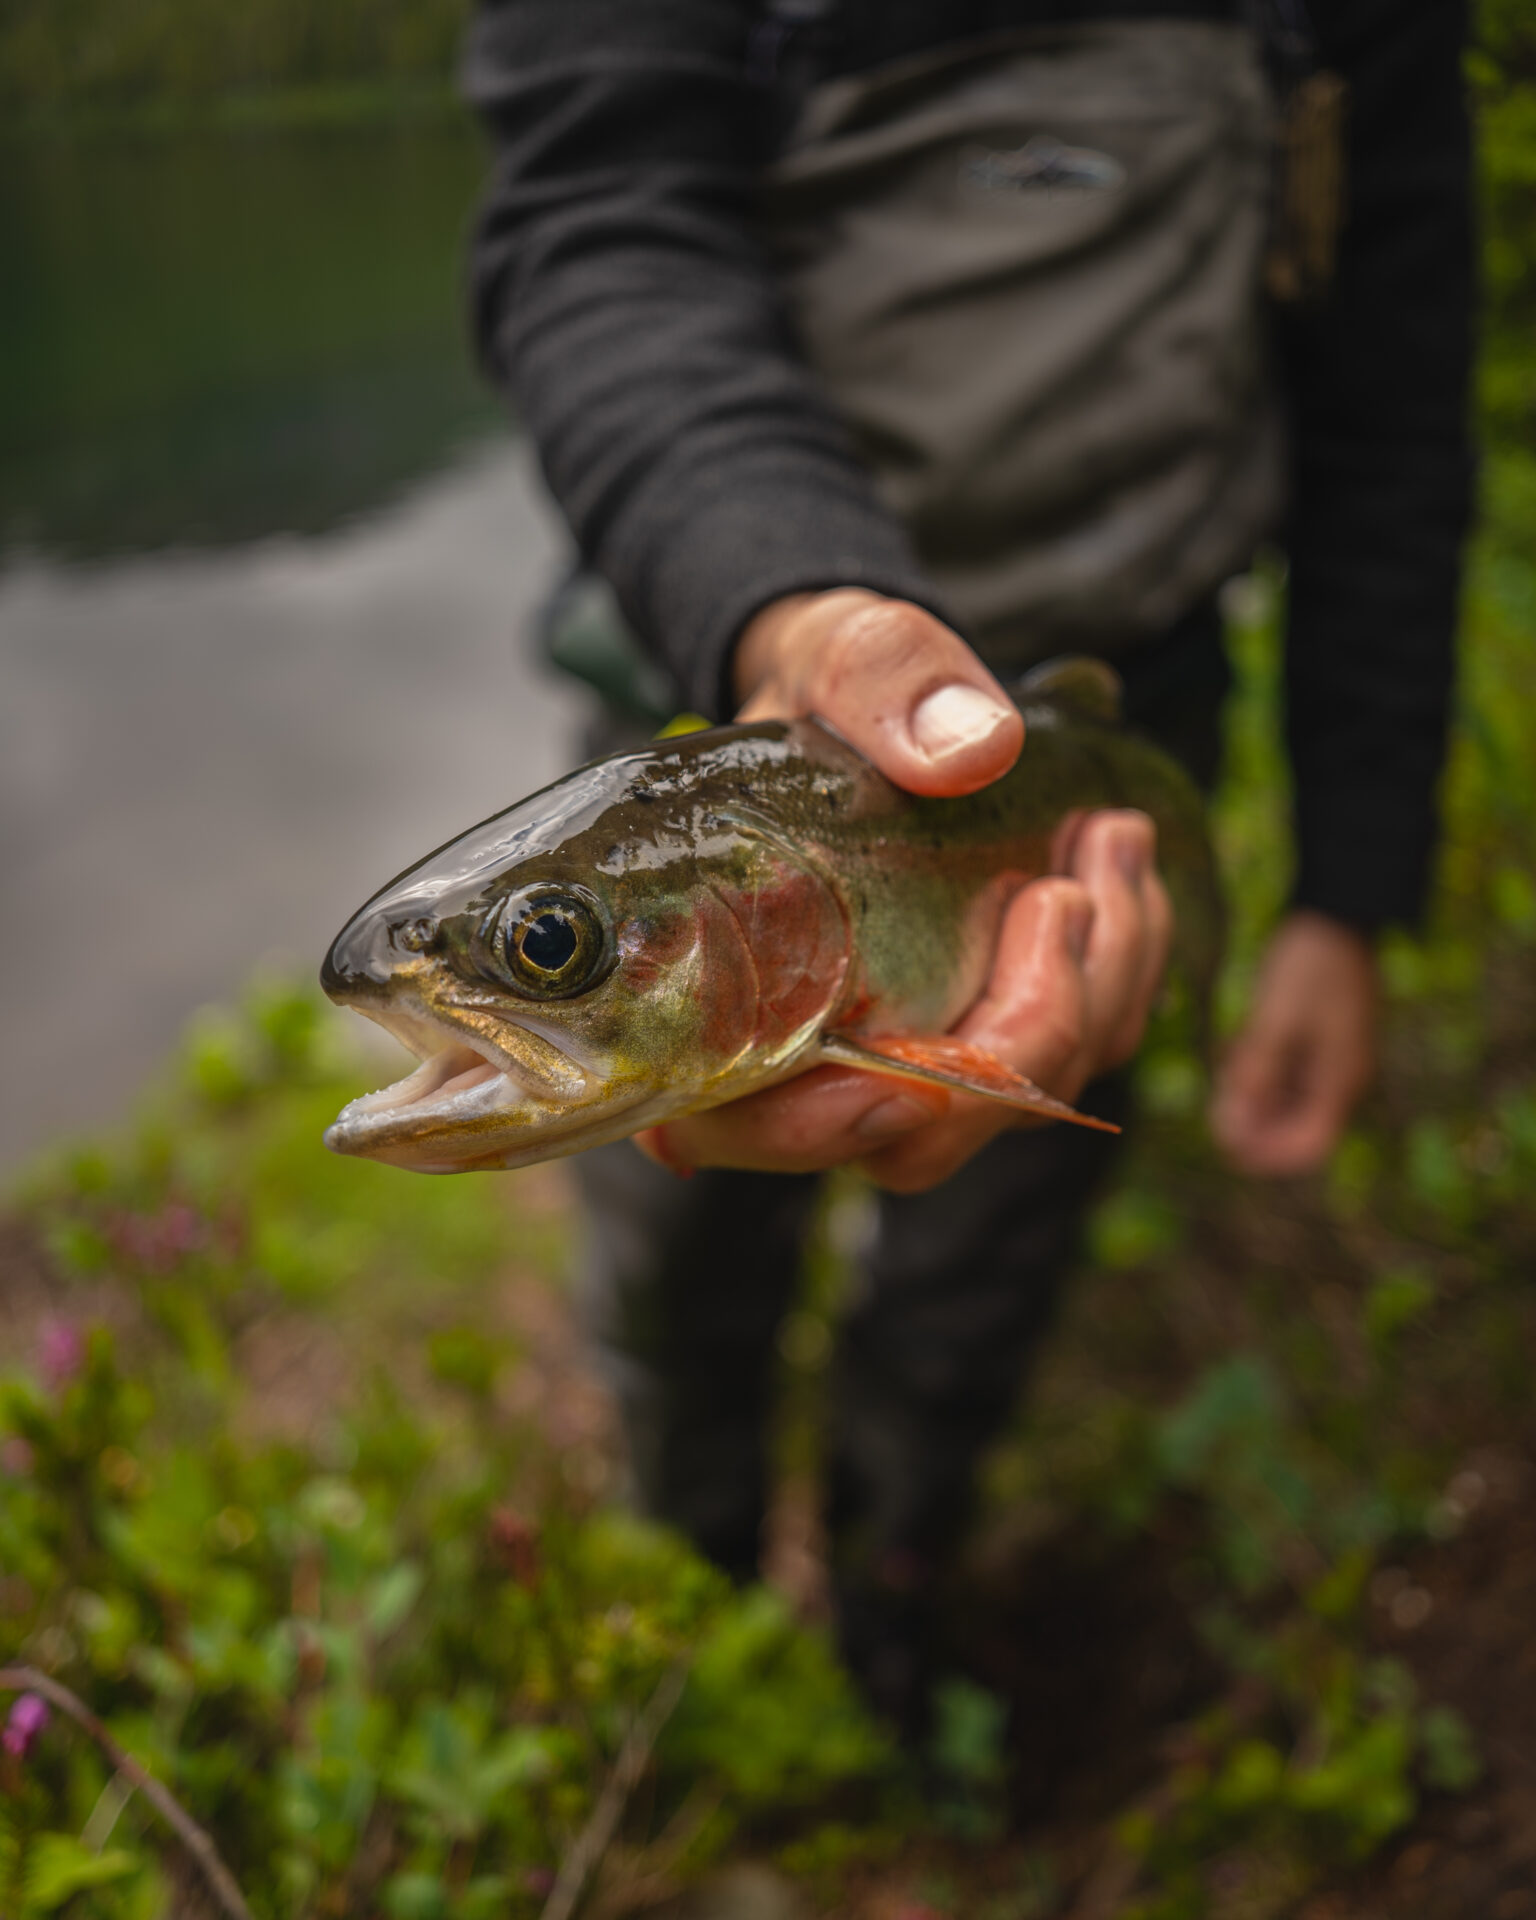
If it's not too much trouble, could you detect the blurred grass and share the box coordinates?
[0,0,470,128]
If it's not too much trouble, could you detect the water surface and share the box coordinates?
[1,121,500,556]
[1,125,584,1171]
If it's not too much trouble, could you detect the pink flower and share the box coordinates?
[111,1203,205,1273]
[37,1319,85,1391]
[0,1437,34,1478]
[489,1507,542,1589]
[3,1694,49,1760]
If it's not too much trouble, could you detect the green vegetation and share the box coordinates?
[0,0,468,128]
[1,125,497,558]
[3,5,1535,1916]
[1,990,889,1919]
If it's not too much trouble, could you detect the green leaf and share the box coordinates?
[1088,1188,1184,1270]
[930,1678,1007,1790]
[366,1559,425,1639]
[25,1835,140,1913]
[383,1872,449,1920]
[1420,1705,1481,1794]
[1364,1268,1437,1357]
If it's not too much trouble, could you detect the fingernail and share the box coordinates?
[911,684,1012,759]
[854,1096,933,1143]
[1115,824,1151,885]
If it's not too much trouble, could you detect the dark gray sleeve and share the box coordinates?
[462,0,945,718]
[1277,0,1475,933]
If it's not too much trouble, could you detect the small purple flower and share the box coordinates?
[3,1694,50,1760]
[114,1202,205,1272]
[37,1319,85,1392]
[0,1436,34,1478]
[521,1868,556,1899]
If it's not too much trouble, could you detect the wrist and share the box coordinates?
[1281,907,1378,963]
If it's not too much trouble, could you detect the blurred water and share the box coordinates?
[1,122,501,554]
[0,126,586,1172]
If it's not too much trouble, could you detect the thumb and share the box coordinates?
[738,592,1023,797]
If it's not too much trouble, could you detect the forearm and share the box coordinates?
[1278,0,1475,932]
[463,0,943,717]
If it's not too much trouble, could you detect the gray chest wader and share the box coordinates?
[548,18,1290,743]
[762,19,1282,671]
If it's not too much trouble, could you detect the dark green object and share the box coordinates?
[536,571,679,727]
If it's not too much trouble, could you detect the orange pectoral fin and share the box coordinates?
[820,1032,1121,1135]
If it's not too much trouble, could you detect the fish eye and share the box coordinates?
[521,912,577,973]
[494,884,614,999]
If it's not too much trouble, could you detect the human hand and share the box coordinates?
[639,809,1172,1194]
[634,591,1169,1192]
[1209,910,1378,1176]
[732,587,1024,797]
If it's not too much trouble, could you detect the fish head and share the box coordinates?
[321,727,853,1171]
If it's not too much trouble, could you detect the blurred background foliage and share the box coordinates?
[2,2,1535,1917]
[0,0,467,123]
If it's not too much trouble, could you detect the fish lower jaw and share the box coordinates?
[324,1035,658,1172]
[324,1040,535,1164]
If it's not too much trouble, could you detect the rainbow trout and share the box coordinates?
[321,659,1220,1172]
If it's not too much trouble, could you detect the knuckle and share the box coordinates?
[1006,987,1083,1073]
[863,1131,970,1194]
[1031,874,1087,914]
[1042,1007,1086,1068]
[821,600,944,692]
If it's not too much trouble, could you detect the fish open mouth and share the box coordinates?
[322,998,602,1170]
[338,1043,502,1120]
[326,998,572,1159]
[324,1042,520,1170]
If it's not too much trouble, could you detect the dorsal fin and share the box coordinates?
[1012,656,1123,724]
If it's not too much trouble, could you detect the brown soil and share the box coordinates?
[1304,1445,1536,1919]
[823,1448,1536,1919]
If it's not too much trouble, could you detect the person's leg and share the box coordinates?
[562,693,820,1581]
[575,1142,819,1583]
[826,1074,1132,1734]
[824,602,1230,1733]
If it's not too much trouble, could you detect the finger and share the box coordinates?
[1216,1080,1344,1175]
[646,1065,950,1176]
[1210,1018,1336,1172]
[1213,1025,1365,1176]
[858,1099,1007,1193]
[960,878,1095,1089]
[740,594,1022,798]
[862,880,1097,1195]
[1070,811,1170,1067]
[1210,1025,1284,1134]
